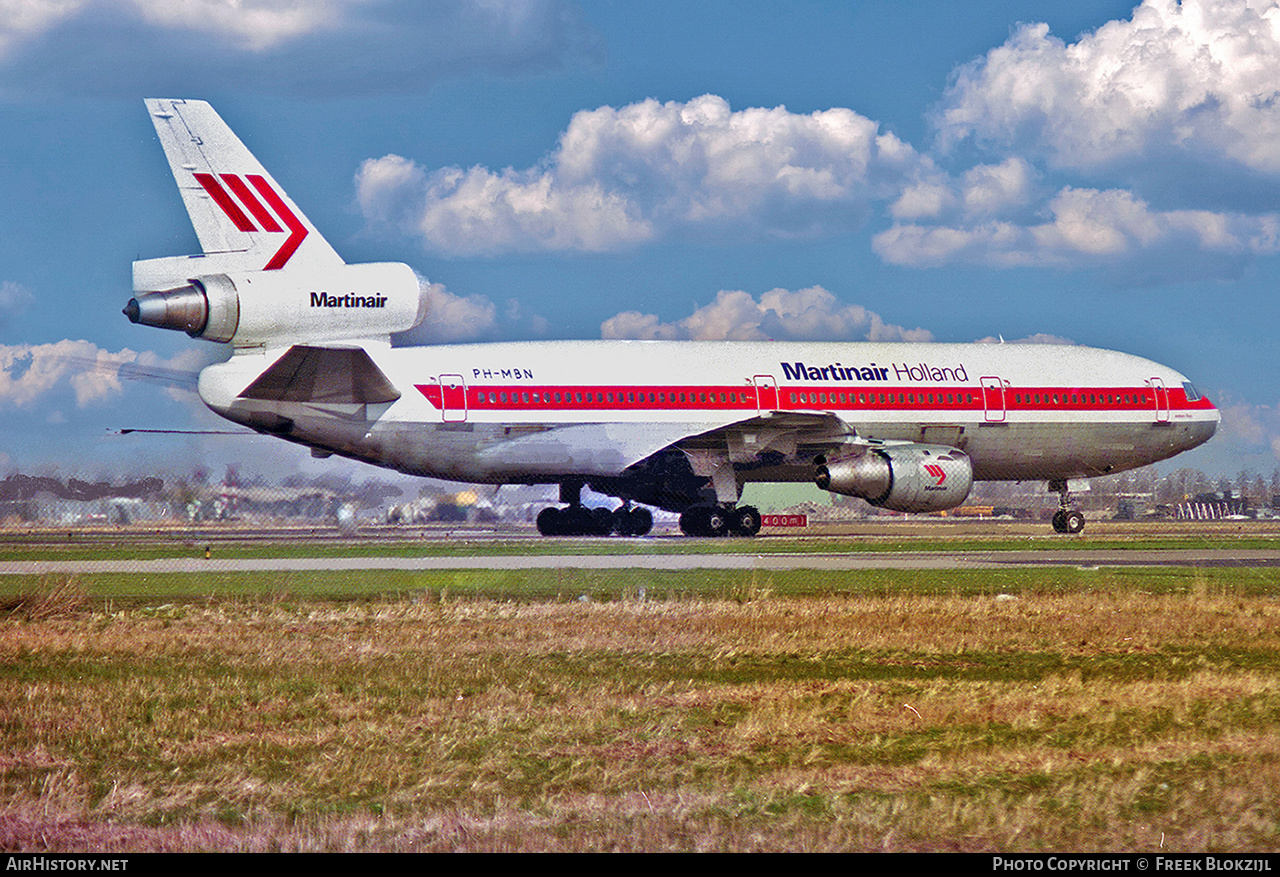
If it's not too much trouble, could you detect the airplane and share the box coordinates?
[123,99,1220,537]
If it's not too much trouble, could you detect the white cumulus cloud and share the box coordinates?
[0,340,136,409]
[392,275,548,345]
[874,185,1280,275]
[601,286,933,343]
[1215,394,1280,462]
[357,94,931,255]
[934,0,1280,175]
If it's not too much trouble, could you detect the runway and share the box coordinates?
[5,548,1280,575]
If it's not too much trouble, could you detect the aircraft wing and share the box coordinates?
[473,410,855,478]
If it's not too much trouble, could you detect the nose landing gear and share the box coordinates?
[1049,479,1086,534]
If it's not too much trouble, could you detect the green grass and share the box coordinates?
[2,529,1280,563]
[2,564,1280,603]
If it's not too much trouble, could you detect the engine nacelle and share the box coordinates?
[815,443,973,513]
[124,261,424,346]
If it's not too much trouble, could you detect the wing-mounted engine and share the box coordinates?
[125,261,426,347]
[815,443,973,513]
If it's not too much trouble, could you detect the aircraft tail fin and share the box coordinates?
[145,98,344,272]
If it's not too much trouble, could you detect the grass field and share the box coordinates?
[2,565,1279,852]
[2,519,1280,563]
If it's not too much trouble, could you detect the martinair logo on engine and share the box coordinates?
[193,172,308,270]
[923,464,947,490]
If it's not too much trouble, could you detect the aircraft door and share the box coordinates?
[753,375,778,412]
[1149,377,1170,423]
[981,376,1006,423]
[440,374,467,423]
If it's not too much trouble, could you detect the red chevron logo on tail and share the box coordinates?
[193,172,308,270]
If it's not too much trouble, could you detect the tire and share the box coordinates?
[680,504,726,537]
[562,505,592,536]
[1051,510,1067,533]
[590,506,614,536]
[731,505,761,537]
[536,507,562,536]
[704,507,729,538]
[627,506,653,536]
[1064,510,1085,534]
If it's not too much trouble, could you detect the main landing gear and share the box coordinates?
[678,504,762,538]
[536,503,653,537]
[536,482,653,537]
[1049,479,1086,534]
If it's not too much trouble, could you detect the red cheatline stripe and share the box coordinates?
[247,174,308,270]
[413,382,1213,413]
[194,173,256,232]
[220,174,283,232]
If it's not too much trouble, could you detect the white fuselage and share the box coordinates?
[198,339,1219,489]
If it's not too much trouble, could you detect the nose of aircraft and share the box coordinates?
[1185,407,1220,451]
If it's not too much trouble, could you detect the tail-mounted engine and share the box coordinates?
[814,443,973,513]
[124,261,425,347]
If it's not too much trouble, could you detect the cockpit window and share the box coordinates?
[1183,382,1201,401]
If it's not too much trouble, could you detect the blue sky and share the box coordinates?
[1,0,1277,484]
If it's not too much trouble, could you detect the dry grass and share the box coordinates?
[0,574,87,621]
[2,582,1279,851]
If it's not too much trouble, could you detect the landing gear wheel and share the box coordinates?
[613,505,653,536]
[680,504,754,537]
[536,505,608,536]
[590,506,614,536]
[536,506,562,536]
[1048,479,1086,535]
[730,505,761,537]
